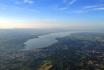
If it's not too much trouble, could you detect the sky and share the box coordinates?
[0,0,104,30]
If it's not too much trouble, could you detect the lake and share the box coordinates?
[24,32,72,50]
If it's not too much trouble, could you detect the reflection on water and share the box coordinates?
[24,32,71,50]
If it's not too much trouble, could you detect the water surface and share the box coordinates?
[24,32,71,50]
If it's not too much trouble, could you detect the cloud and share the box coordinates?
[68,0,77,5]
[64,0,77,5]
[64,4,104,14]
[56,6,68,11]
[23,0,34,4]
[71,4,104,14]
[55,0,77,11]
[0,3,39,14]
[94,7,104,10]
[83,6,98,9]
[83,4,104,9]
[13,0,35,5]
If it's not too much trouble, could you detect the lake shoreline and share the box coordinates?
[24,32,72,50]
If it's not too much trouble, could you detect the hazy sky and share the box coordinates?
[0,0,104,29]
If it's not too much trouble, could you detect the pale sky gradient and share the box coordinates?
[0,0,104,30]
[0,20,103,30]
